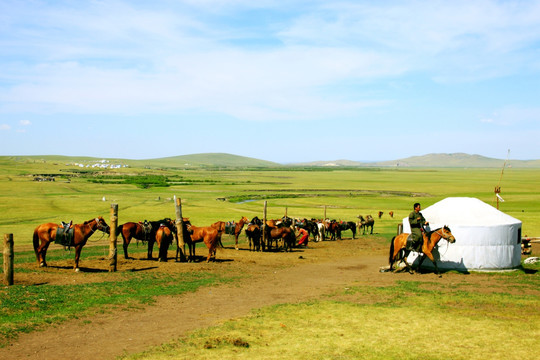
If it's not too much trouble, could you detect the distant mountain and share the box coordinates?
[136,153,280,168]
[1,153,280,168]
[292,153,540,168]
[3,152,540,168]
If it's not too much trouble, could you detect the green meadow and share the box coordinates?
[1,156,539,358]
[1,156,539,244]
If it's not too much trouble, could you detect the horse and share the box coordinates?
[357,215,374,235]
[116,220,153,259]
[316,221,325,242]
[185,221,220,262]
[339,221,357,239]
[389,211,394,218]
[326,220,341,240]
[144,218,177,260]
[33,217,110,272]
[265,226,295,252]
[245,223,262,251]
[233,216,250,250]
[155,225,173,262]
[211,221,226,248]
[378,211,384,218]
[389,226,456,276]
[296,218,319,242]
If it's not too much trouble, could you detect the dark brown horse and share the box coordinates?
[33,217,110,272]
[389,226,456,276]
[116,220,153,259]
[118,218,176,260]
[326,220,341,240]
[265,226,295,252]
[245,216,263,251]
[234,216,250,250]
[339,221,357,239]
[155,225,173,262]
[185,222,220,262]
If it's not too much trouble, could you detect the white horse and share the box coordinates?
[315,222,325,242]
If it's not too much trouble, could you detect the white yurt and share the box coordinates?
[402,197,522,271]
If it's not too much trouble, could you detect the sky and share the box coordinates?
[1,0,540,163]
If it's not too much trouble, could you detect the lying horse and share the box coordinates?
[155,225,173,262]
[185,221,220,262]
[389,226,456,276]
[33,217,110,272]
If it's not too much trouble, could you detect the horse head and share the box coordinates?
[441,225,456,243]
[96,216,110,234]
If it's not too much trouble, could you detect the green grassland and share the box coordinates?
[1,156,539,358]
[1,156,539,244]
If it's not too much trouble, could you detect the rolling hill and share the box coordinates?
[2,152,539,168]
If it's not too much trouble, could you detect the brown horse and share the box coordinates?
[116,220,153,259]
[33,217,110,272]
[118,218,176,260]
[155,225,173,262]
[265,226,295,252]
[211,221,226,248]
[389,226,456,276]
[185,222,220,262]
[234,216,250,250]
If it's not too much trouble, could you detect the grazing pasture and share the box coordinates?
[0,156,539,359]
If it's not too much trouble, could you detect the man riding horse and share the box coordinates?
[408,203,429,252]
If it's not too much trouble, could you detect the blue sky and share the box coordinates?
[1,0,540,163]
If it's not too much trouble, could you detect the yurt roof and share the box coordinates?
[416,197,521,226]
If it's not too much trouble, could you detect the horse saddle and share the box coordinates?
[55,223,74,246]
[405,234,422,252]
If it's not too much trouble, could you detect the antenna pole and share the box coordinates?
[495,149,510,209]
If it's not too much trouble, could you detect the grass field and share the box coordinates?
[1,156,539,358]
[1,156,539,244]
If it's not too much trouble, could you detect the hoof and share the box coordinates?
[75,268,80,273]
[39,262,46,267]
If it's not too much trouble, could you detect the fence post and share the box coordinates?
[397,223,403,235]
[324,205,327,220]
[109,204,118,272]
[4,234,14,285]
[174,196,186,262]
[262,201,267,248]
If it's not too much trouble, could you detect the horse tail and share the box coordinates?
[33,228,40,262]
[389,236,396,266]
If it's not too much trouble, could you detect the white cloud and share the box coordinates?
[20,120,31,126]
[0,124,11,130]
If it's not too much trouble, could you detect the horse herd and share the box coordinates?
[32,212,456,275]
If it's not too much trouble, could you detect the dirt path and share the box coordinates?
[0,237,487,360]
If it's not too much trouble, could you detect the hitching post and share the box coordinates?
[109,204,118,272]
[3,234,14,285]
[262,201,267,247]
[174,196,187,262]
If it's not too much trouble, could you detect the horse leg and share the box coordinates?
[38,241,51,267]
[147,239,155,260]
[419,252,441,276]
[122,234,131,259]
[74,245,83,272]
